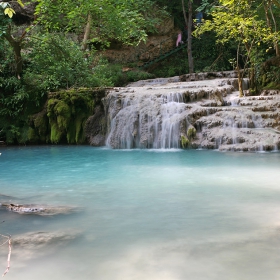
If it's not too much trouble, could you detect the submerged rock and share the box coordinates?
[6,230,82,261]
[0,202,80,216]
[12,230,81,249]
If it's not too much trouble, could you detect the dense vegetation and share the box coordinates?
[0,0,279,145]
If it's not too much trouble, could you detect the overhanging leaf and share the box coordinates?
[4,7,15,18]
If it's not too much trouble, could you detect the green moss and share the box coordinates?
[181,135,190,149]
[30,88,106,144]
[74,115,84,143]
[66,122,76,144]
[187,126,196,140]
[27,127,40,143]
[50,122,63,143]
[33,112,48,137]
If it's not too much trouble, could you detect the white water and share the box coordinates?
[1,146,280,280]
[106,92,188,149]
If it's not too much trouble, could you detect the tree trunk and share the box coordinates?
[263,0,279,57]
[181,0,194,73]
[236,43,244,97]
[182,0,188,26]
[237,66,244,97]
[269,3,279,56]
[82,13,92,51]
[187,0,194,73]
[4,32,23,79]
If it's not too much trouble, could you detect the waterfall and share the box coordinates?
[101,75,280,151]
[106,91,188,149]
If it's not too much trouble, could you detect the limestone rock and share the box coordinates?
[102,72,280,151]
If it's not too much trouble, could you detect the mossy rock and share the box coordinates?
[29,88,107,144]
[27,127,39,143]
[50,121,64,144]
[187,126,196,140]
[181,135,190,148]
[33,111,48,137]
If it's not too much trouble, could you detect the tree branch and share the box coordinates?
[0,234,11,277]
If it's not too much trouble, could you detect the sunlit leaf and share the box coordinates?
[4,7,15,18]
[17,0,24,8]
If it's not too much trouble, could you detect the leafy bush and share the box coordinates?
[24,33,101,91]
[93,60,155,86]
[0,40,16,76]
[149,33,235,77]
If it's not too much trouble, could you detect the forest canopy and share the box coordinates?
[0,0,280,144]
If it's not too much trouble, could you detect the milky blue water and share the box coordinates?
[0,146,280,280]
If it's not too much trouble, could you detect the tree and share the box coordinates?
[33,0,168,49]
[0,1,25,78]
[182,0,194,73]
[194,0,280,95]
[262,0,280,56]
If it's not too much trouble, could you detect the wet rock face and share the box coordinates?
[103,72,280,152]
[84,106,106,146]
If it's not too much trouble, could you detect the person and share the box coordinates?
[176,31,183,47]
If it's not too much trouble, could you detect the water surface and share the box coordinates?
[0,146,280,280]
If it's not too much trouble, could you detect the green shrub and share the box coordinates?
[93,60,155,86]
[24,33,101,91]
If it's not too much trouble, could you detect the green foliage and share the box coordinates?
[187,126,196,140]
[24,34,101,91]
[0,5,11,37]
[149,48,189,77]
[33,111,48,141]
[265,66,280,85]
[93,60,155,86]
[125,70,155,84]
[149,34,234,76]
[34,0,168,47]
[194,0,280,68]
[0,40,15,76]
[181,135,190,148]
[192,33,235,72]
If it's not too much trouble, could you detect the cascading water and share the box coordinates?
[217,107,265,150]
[106,91,188,149]
[102,75,280,151]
